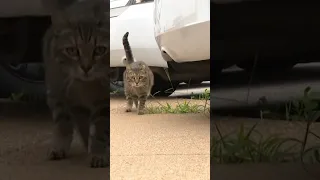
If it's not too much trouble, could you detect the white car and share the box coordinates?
[154,0,210,84]
[111,0,166,68]
[110,0,178,96]
[111,0,210,95]
[0,0,208,97]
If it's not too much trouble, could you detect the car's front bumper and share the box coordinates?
[154,0,210,62]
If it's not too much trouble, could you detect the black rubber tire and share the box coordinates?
[0,17,49,103]
[110,81,124,95]
[151,80,179,97]
[0,64,46,102]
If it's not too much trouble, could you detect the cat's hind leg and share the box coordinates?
[48,104,74,160]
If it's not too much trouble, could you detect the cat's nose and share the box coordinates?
[80,65,92,73]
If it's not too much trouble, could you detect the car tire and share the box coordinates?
[0,63,46,102]
[110,81,124,94]
[151,76,179,97]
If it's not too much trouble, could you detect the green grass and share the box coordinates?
[110,89,120,95]
[10,92,24,101]
[146,100,205,114]
[212,121,302,163]
[284,87,320,122]
[110,80,210,115]
[212,87,320,164]
[146,88,210,114]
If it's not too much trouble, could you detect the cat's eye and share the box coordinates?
[139,76,144,79]
[94,46,107,56]
[64,47,79,57]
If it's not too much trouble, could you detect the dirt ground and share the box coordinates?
[0,97,210,180]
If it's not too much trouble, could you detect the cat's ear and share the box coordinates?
[92,0,109,20]
[41,0,73,25]
[72,0,109,24]
[51,12,69,26]
[42,0,109,26]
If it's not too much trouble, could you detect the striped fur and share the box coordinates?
[122,32,154,115]
[43,0,110,168]
[122,32,134,65]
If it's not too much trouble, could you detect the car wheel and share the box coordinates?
[110,81,124,94]
[152,76,179,97]
[0,63,46,102]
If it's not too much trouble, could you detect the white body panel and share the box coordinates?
[110,0,129,9]
[154,0,210,62]
[110,1,167,67]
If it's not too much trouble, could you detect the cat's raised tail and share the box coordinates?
[122,32,135,65]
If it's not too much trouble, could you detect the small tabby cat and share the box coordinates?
[122,32,154,115]
[42,0,113,168]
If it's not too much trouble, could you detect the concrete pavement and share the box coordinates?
[0,96,210,180]
[110,97,210,180]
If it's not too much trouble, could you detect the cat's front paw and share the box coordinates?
[90,154,109,168]
[138,110,144,115]
[47,149,67,160]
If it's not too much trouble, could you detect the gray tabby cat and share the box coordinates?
[42,0,113,168]
[122,32,154,115]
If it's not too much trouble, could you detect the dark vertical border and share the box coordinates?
[210,2,214,180]
[104,0,111,179]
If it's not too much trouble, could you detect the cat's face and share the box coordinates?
[126,64,149,87]
[52,24,109,81]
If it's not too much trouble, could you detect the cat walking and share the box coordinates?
[122,32,154,115]
[42,0,112,168]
